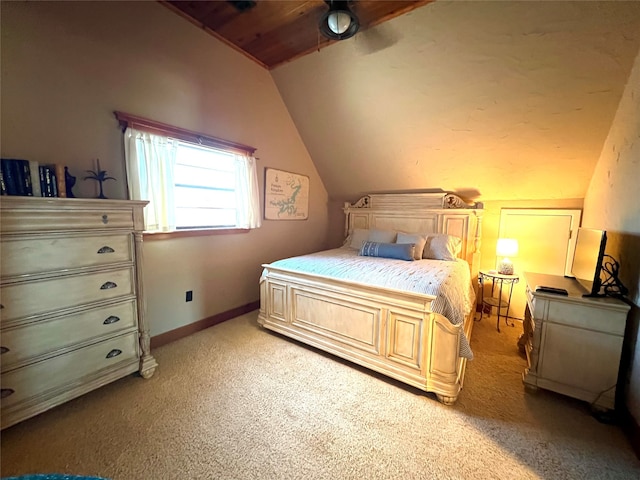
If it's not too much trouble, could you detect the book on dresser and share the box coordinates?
[0,159,67,197]
[1,159,32,196]
[0,196,158,429]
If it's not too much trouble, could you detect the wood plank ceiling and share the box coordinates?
[162,1,433,69]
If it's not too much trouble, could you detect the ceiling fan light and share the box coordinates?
[328,11,351,35]
[319,1,360,40]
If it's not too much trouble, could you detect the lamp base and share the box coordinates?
[498,259,514,275]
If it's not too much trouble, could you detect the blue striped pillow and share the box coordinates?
[359,241,415,261]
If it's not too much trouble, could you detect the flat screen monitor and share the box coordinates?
[570,227,607,297]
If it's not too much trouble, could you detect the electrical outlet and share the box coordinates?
[186,290,193,302]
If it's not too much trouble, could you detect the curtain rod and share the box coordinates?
[114,111,257,155]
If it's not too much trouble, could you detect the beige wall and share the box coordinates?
[583,50,640,423]
[1,1,329,335]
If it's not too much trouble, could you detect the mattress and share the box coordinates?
[266,247,475,359]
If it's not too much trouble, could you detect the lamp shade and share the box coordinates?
[496,238,518,275]
[496,238,518,257]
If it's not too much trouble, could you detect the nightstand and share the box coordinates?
[478,270,519,332]
[521,272,629,410]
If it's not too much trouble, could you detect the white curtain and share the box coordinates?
[234,154,262,229]
[124,127,261,232]
[123,127,178,232]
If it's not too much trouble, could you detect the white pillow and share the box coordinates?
[396,232,428,260]
[349,228,371,249]
[423,234,462,261]
[368,229,397,243]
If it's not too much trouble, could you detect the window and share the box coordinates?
[174,142,240,229]
[116,112,261,234]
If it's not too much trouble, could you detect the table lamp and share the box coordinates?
[496,238,518,275]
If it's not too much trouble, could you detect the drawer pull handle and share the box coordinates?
[1,389,14,399]
[97,246,115,254]
[100,281,118,290]
[106,349,122,359]
[0,304,4,309]
[0,346,9,354]
[103,315,121,325]
[102,214,109,224]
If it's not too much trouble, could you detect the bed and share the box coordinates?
[258,192,483,404]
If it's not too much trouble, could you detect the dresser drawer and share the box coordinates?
[1,300,137,371]
[0,267,135,322]
[1,233,133,277]
[0,332,139,410]
[546,301,627,335]
[0,208,134,233]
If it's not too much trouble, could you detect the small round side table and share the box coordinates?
[478,270,520,332]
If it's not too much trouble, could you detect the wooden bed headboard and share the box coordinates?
[343,193,484,280]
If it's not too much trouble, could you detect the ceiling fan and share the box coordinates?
[319,0,360,40]
[221,0,406,64]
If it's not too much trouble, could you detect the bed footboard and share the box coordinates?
[258,266,468,403]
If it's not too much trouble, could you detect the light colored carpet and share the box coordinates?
[1,311,639,479]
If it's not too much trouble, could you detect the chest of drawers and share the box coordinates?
[1,197,157,429]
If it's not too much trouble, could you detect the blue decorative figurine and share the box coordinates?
[65,166,76,198]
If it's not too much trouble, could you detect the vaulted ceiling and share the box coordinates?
[165,1,640,203]
[270,1,640,202]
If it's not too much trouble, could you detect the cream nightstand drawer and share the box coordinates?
[0,332,139,410]
[0,267,135,323]
[546,300,627,335]
[0,300,138,371]
[1,233,133,277]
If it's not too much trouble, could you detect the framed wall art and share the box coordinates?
[264,168,309,220]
